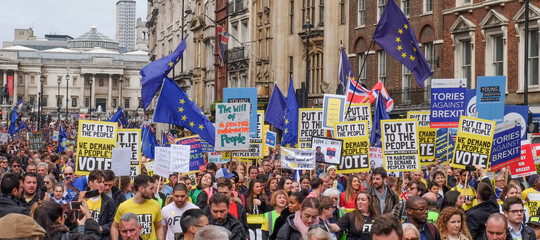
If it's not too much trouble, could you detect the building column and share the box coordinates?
[13,70,18,104]
[24,72,29,101]
[91,74,96,109]
[108,75,112,111]
[2,70,6,89]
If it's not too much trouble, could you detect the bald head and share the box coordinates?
[422,192,437,202]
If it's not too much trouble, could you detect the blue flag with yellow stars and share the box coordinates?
[140,35,189,110]
[153,78,215,146]
[373,0,432,88]
[109,107,128,128]
[370,93,390,147]
[7,106,18,136]
[281,76,299,148]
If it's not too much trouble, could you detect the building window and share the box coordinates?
[424,0,433,13]
[461,40,472,88]
[529,30,539,86]
[138,98,143,108]
[401,0,409,17]
[125,98,130,109]
[340,0,345,25]
[113,79,118,87]
[319,0,324,27]
[290,0,294,34]
[309,53,324,94]
[289,56,294,75]
[57,97,62,107]
[30,96,35,106]
[378,51,386,83]
[85,97,90,108]
[402,66,411,102]
[358,53,366,82]
[377,0,386,21]
[43,96,48,107]
[113,99,117,108]
[302,0,315,25]
[358,0,365,27]
[424,42,434,101]
[492,35,504,76]
[72,97,77,107]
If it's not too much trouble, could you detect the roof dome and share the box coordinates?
[68,26,119,51]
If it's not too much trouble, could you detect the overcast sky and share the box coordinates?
[0,0,147,43]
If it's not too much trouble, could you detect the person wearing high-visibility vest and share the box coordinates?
[262,190,288,240]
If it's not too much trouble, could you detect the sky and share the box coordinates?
[0,0,148,43]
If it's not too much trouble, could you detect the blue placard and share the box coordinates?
[430,79,467,128]
[476,76,506,124]
[490,125,521,170]
[504,105,529,140]
[223,88,258,138]
[199,138,215,152]
[465,89,476,117]
[265,130,276,148]
[175,136,205,172]
[435,128,455,163]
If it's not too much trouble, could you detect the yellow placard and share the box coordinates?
[334,121,370,173]
[451,116,495,169]
[76,120,118,175]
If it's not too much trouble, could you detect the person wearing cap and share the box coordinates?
[527,215,540,238]
[0,213,45,239]
[216,168,235,180]
[522,174,540,202]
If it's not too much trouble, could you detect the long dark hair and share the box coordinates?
[32,201,64,240]
[277,176,293,193]
[245,179,269,214]
[353,191,379,231]
[440,191,461,210]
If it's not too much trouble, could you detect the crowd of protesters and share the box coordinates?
[0,120,538,240]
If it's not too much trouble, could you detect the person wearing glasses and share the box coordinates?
[404,196,441,240]
[9,156,25,175]
[0,156,9,172]
[502,197,536,240]
[63,166,88,202]
[435,207,472,240]
[177,209,209,240]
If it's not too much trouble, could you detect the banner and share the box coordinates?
[490,121,521,171]
[281,147,316,170]
[311,136,343,165]
[170,144,191,173]
[215,102,251,151]
[452,116,495,169]
[322,94,347,129]
[430,79,467,128]
[345,103,371,130]
[111,148,131,176]
[510,143,536,178]
[117,129,141,178]
[76,120,118,175]
[476,76,506,124]
[232,110,264,158]
[381,119,420,172]
[154,147,171,177]
[298,108,325,148]
[176,136,205,172]
[435,128,455,163]
[27,132,43,150]
[408,112,436,165]
[334,121,370,173]
[223,87,258,138]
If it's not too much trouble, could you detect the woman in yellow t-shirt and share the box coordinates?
[262,190,288,240]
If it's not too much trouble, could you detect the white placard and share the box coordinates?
[111,147,132,176]
[170,145,191,173]
[154,147,171,177]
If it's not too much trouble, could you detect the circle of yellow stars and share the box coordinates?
[395,24,416,62]
[178,97,205,131]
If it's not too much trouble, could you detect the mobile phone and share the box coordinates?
[85,189,100,198]
[70,201,83,210]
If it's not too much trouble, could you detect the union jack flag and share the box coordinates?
[166,132,175,143]
[346,78,371,103]
[370,81,394,112]
[207,16,230,67]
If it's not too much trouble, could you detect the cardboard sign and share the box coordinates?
[476,76,506,124]
[409,112,436,165]
[175,136,205,172]
[209,152,230,164]
[281,147,316,170]
[435,128,455,163]
[265,130,277,148]
[298,108,325,148]
[322,94,347,130]
[334,121,370,173]
[215,103,251,151]
[527,192,540,216]
[232,110,264,158]
[117,129,141,178]
[311,136,343,165]
[170,145,191,173]
[381,119,420,172]
[75,120,118,175]
[223,87,258,138]
[510,143,536,178]
[154,147,171,177]
[369,147,384,171]
[430,79,467,128]
[452,116,495,169]
[490,121,521,171]
[27,132,43,150]
[111,147,131,176]
[345,103,371,130]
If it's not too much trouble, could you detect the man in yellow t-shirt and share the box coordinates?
[112,174,164,240]
[450,169,476,211]
[78,170,115,239]
[523,174,540,202]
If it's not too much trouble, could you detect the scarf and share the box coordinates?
[293,210,319,237]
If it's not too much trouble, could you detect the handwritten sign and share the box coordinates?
[232,110,264,158]
[311,136,343,165]
[452,116,495,169]
[27,132,43,150]
[381,119,420,172]
[298,108,325,148]
[154,147,171,178]
[281,147,316,170]
[215,103,251,151]
[170,145,191,173]
[334,121,370,173]
[75,120,118,175]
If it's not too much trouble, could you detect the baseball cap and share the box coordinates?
[216,168,234,179]
[528,216,540,228]
[0,213,46,239]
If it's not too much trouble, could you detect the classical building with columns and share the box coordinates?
[0,26,148,120]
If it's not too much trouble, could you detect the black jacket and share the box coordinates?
[466,178,500,240]
[275,214,303,240]
[269,207,294,240]
[73,192,116,240]
[0,194,29,218]
[50,219,101,240]
[521,224,537,240]
[110,186,126,208]
[203,199,249,239]
[208,213,246,240]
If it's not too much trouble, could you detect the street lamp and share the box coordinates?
[39,75,44,130]
[302,17,314,108]
[65,68,70,119]
[88,77,93,119]
[119,76,124,108]
[57,77,61,120]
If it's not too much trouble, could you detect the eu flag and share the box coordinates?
[58,125,68,153]
[140,35,189,110]
[161,132,170,147]
[281,76,299,148]
[153,78,215,146]
[370,94,390,147]
[265,84,286,130]
[7,106,18,136]
[338,45,354,88]
[373,0,432,87]
[109,107,128,128]
[141,124,157,159]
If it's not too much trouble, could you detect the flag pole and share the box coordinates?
[346,40,374,116]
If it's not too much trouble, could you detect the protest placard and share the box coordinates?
[430,79,467,128]
[334,121,370,173]
[322,94,347,130]
[265,130,277,148]
[117,129,141,178]
[262,124,270,156]
[369,147,384,171]
[145,161,155,176]
[476,76,506,124]
[209,152,231,164]
[452,116,495,169]
[281,147,316,170]
[41,129,50,142]
[0,133,8,143]
[504,105,529,140]
[232,110,264,158]
[345,104,371,129]
[223,87,258,138]
[170,145,191,173]
[154,147,171,178]
[490,120,521,171]
[200,139,214,152]
[298,108,325,148]
[408,112,431,127]
[435,128,455,163]
[75,120,118,175]
[465,89,476,117]
[252,110,264,143]
[510,143,536,178]
[528,193,540,216]
[215,102,251,151]
[27,132,43,150]
[175,135,205,172]
[381,119,420,172]
[311,136,343,165]
[111,147,131,176]
[408,112,436,165]
[532,143,540,164]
